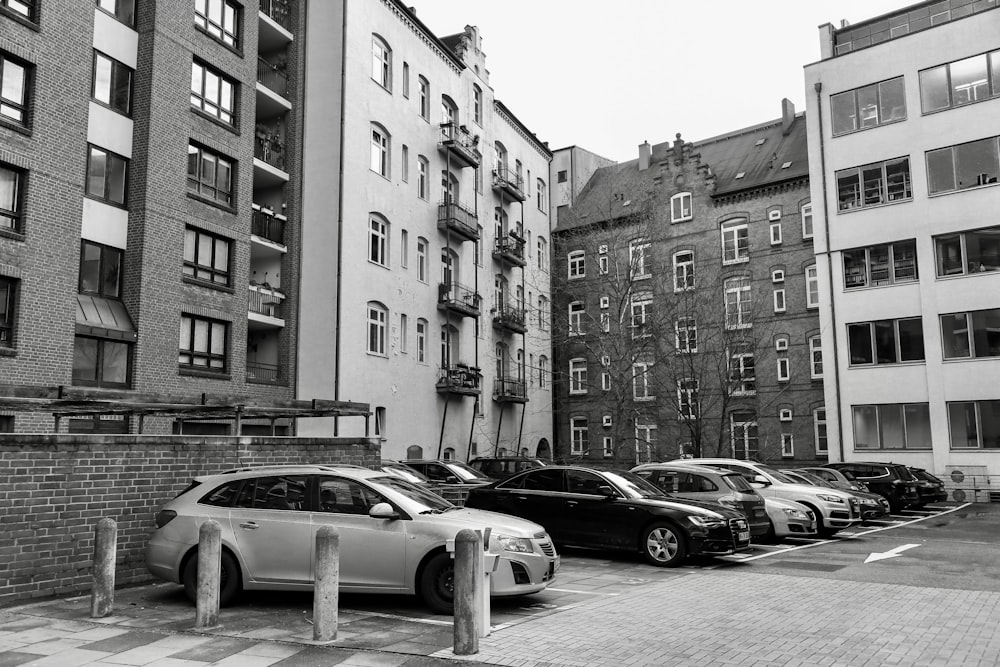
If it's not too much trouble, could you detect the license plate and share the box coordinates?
[738,531,750,542]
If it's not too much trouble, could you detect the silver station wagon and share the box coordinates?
[145,465,558,613]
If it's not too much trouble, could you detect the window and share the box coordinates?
[371,35,391,89]
[729,344,755,396]
[670,192,692,222]
[368,215,388,267]
[416,318,427,362]
[94,51,133,116]
[401,62,409,98]
[848,318,925,365]
[839,158,911,212]
[97,0,135,26]
[417,155,428,199]
[941,308,1000,359]
[183,228,230,285]
[675,318,697,353]
[2,0,33,20]
[194,0,240,48]
[630,292,652,339]
[770,222,782,246]
[570,417,588,455]
[801,203,813,239]
[86,145,128,206]
[0,163,25,233]
[569,358,587,394]
[830,77,906,135]
[813,408,828,453]
[730,412,759,460]
[416,237,428,282]
[772,269,785,283]
[777,357,790,382]
[537,237,547,270]
[0,276,16,347]
[920,51,1000,113]
[935,226,1000,277]
[843,240,918,288]
[779,433,794,457]
[401,145,409,182]
[399,314,408,353]
[187,143,233,206]
[473,84,482,124]
[568,250,585,279]
[633,361,653,400]
[773,289,786,313]
[948,401,1000,449]
[418,76,429,120]
[809,335,823,379]
[0,51,29,125]
[724,277,751,329]
[927,136,1000,194]
[853,403,931,449]
[806,265,819,308]
[400,229,408,268]
[557,170,568,183]
[630,238,651,279]
[190,60,234,125]
[598,255,609,275]
[537,295,549,330]
[601,372,611,391]
[568,301,584,336]
[600,312,610,333]
[179,314,228,371]
[635,422,657,461]
[673,251,694,291]
[603,436,614,457]
[537,178,547,212]
[677,379,698,419]
[721,219,749,264]
[366,302,387,356]
[370,125,389,177]
[73,336,129,388]
[539,355,548,388]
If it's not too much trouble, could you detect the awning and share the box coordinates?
[75,295,137,342]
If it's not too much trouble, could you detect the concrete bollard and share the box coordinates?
[453,529,483,656]
[313,526,340,642]
[90,518,117,618]
[195,520,222,629]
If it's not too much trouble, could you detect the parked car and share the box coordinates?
[677,458,861,536]
[404,460,494,486]
[464,465,751,567]
[797,466,870,493]
[908,467,949,507]
[781,469,890,521]
[630,462,770,540]
[763,497,817,541]
[822,461,920,512]
[469,456,548,481]
[377,460,433,485]
[145,465,558,613]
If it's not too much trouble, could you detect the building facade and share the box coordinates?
[551,103,825,466]
[0,0,304,433]
[805,0,1000,477]
[296,1,554,461]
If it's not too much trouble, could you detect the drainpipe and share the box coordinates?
[814,81,845,462]
[332,2,349,435]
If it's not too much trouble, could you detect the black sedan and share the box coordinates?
[464,465,751,567]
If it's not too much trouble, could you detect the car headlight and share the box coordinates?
[782,508,810,519]
[817,494,844,504]
[495,535,533,553]
[688,515,726,528]
[860,497,879,506]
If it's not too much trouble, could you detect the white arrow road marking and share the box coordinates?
[864,543,921,563]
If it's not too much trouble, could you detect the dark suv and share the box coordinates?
[822,462,920,512]
[468,457,548,481]
[908,468,948,507]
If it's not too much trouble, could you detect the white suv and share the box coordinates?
[676,459,861,536]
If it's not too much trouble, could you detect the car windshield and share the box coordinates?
[722,474,755,492]
[446,462,493,482]
[366,475,454,512]
[603,471,668,499]
[896,466,915,481]
[756,465,798,484]
[383,465,429,484]
[795,471,835,488]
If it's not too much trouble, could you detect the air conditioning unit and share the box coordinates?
[598,244,608,254]
[769,210,782,221]
[779,408,793,422]
[775,338,789,351]
[602,415,613,427]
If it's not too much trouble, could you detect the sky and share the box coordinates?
[411,0,909,162]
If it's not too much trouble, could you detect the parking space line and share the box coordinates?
[357,611,454,626]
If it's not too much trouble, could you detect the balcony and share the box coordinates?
[254,126,289,186]
[492,302,527,334]
[437,199,480,242]
[492,164,526,202]
[493,236,526,268]
[247,361,282,384]
[257,57,288,97]
[436,365,481,396]
[258,0,293,52]
[438,122,481,169]
[251,205,286,246]
[248,284,285,328]
[438,282,481,319]
[493,377,527,404]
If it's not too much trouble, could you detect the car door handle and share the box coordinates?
[239,522,259,530]
[566,501,578,507]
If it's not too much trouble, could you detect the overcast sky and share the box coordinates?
[412,0,908,162]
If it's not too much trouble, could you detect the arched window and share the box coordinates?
[537,236,547,270]
[416,155,428,199]
[416,237,428,282]
[371,35,391,90]
[441,170,459,204]
[418,76,429,119]
[495,342,509,378]
[368,213,389,267]
[673,250,695,291]
[723,277,752,330]
[367,301,388,355]
[494,207,508,237]
[494,141,508,171]
[441,323,458,367]
[721,218,749,264]
[407,444,424,459]
[568,301,584,335]
[441,95,457,125]
[370,123,390,177]
[443,447,455,461]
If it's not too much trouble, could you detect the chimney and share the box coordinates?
[408,6,417,15]
[638,140,651,171]
[781,98,796,135]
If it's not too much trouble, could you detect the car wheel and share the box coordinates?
[182,550,242,607]
[641,523,687,567]
[802,504,837,537]
[420,552,455,615]
[762,519,777,543]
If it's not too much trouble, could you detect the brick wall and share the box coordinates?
[0,434,379,606]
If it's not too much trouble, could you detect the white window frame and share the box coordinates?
[473,84,482,125]
[630,238,651,279]
[537,237,547,271]
[775,337,789,352]
[677,379,698,419]
[779,408,793,422]
[675,317,697,353]
[416,237,428,282]
[599,296,610,309]
[633,361,654,401]
[600,312,610,333]
[670,192,692,222]
[777,357,790,382]
[569,358,587,394]
[601,372,611,391]
[568,251,585,279]
[730,347,756,396]
[673,251,694,292]
[724,277,752,330]
[418,76,429,120]
[806,264,820,309]
[730,413,759,460]
[416,155,428,199]
[602,436,614,458]
[539,355,548,388]
[367,302,387,356]
[813,408,828,454]
[721,219,750,264]
[770,222,782,246]
[599,255,609,275]
[630,293,652,339]
[368,215,388,267]
[416,318,427,362]
[371,36,391,90]
[399,313,408,353]
[781,433,794,457]
[801,203,813,239]
[809,335,823,379]
[370,125,389,177]
[635,422,657,461]
[773,288,786,313]
[772,269,785,283]
[570,417,588,455]
[568,301,584,336]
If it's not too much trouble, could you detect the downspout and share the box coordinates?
[291,0,308,436]
[814,81,845,462]
[332,1,349,434]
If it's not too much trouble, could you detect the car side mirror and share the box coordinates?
[752,475,771,487]
[369,502,399,520]
[597,484,616,499]
[445,475,460,484]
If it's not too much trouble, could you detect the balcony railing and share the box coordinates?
[259,0,291,30]
[493,236,526,268]
[251,206,286,245]
[249,285,285,321]
[492,164,526,201]
[247,361,281,383]
[437,364,481,396]
[254,129,286,171]
[492,301,527,333]
[438,282,481,318]
[438,122,481,169]
[257,57,288,97]
[493,376,527,403]
[437,199,480,242]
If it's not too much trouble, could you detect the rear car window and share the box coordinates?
[235,475,308,510]
[200,480,241,507]
[722,474,754,492]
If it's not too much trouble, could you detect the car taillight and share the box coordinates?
[154,510,177,528]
